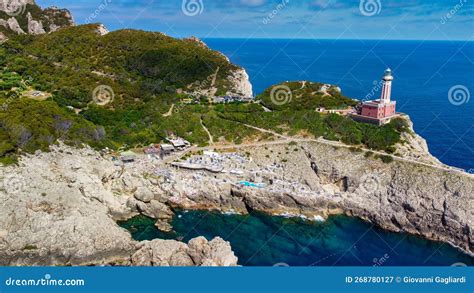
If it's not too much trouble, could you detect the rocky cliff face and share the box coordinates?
[226,68,253,98]
[394,116,448,167]
[237,142,473,254]
[185,37,253,99]
[0,144,237,266]
[0,0,74,41]
[0,131,472,266]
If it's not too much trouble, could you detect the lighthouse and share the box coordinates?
[352,68,398,125]
[380,68,393,104]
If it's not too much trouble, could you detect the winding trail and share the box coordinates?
[164,121,471,179]
[163,104,175,117]
[201,117,214,145]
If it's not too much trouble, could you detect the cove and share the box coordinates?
[119,211,474,267]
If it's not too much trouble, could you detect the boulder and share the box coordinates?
[187,236,238,266]
[131,237,237,267]
[134,187,154,203]
[27,12,46,34]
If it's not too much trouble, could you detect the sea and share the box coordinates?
[122,39,474,266]
[204,39,474,172]
[120,211,474,267]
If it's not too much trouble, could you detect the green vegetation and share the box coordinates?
[22,244,38,251]
[0,96,109,163]
[379,155,395,164]
[217,95,408,152]
[3,25,237,109]
[0,25,410,164]
[258,81,357,111]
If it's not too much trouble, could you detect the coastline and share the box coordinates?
[120,210,474,266]
[0,117,472,266]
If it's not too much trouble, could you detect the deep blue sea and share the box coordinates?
[120,212,474,267]
[204,39,474,171]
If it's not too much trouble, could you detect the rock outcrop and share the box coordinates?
[132,237,237,266]
[0,17,25,34]
[226,68,253,98]
[0,144,238,266]
[26,12,45,34]
[95,23,109,36]
[0,0,74,41]
[184,37,253,99]
[395,117,447,167]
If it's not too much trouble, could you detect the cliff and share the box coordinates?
[0,129,472,266]
[0,144,237,266]
[0,0,74,41]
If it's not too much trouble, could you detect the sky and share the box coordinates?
[36,0,474,40]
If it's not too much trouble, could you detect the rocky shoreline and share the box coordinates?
[0,123,472,265]
[0,145,237,266]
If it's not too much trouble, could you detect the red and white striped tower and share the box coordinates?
[380,68,393,104]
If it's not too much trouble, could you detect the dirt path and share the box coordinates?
[159,115,470,178]
[201,118,214,145]
[163,104,175,117]
[162,136,471,178]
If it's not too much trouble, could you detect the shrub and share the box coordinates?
[380,155,394,164]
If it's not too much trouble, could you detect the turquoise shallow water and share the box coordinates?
[119,211,474,267]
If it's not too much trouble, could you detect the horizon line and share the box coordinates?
[197,37,474,42]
